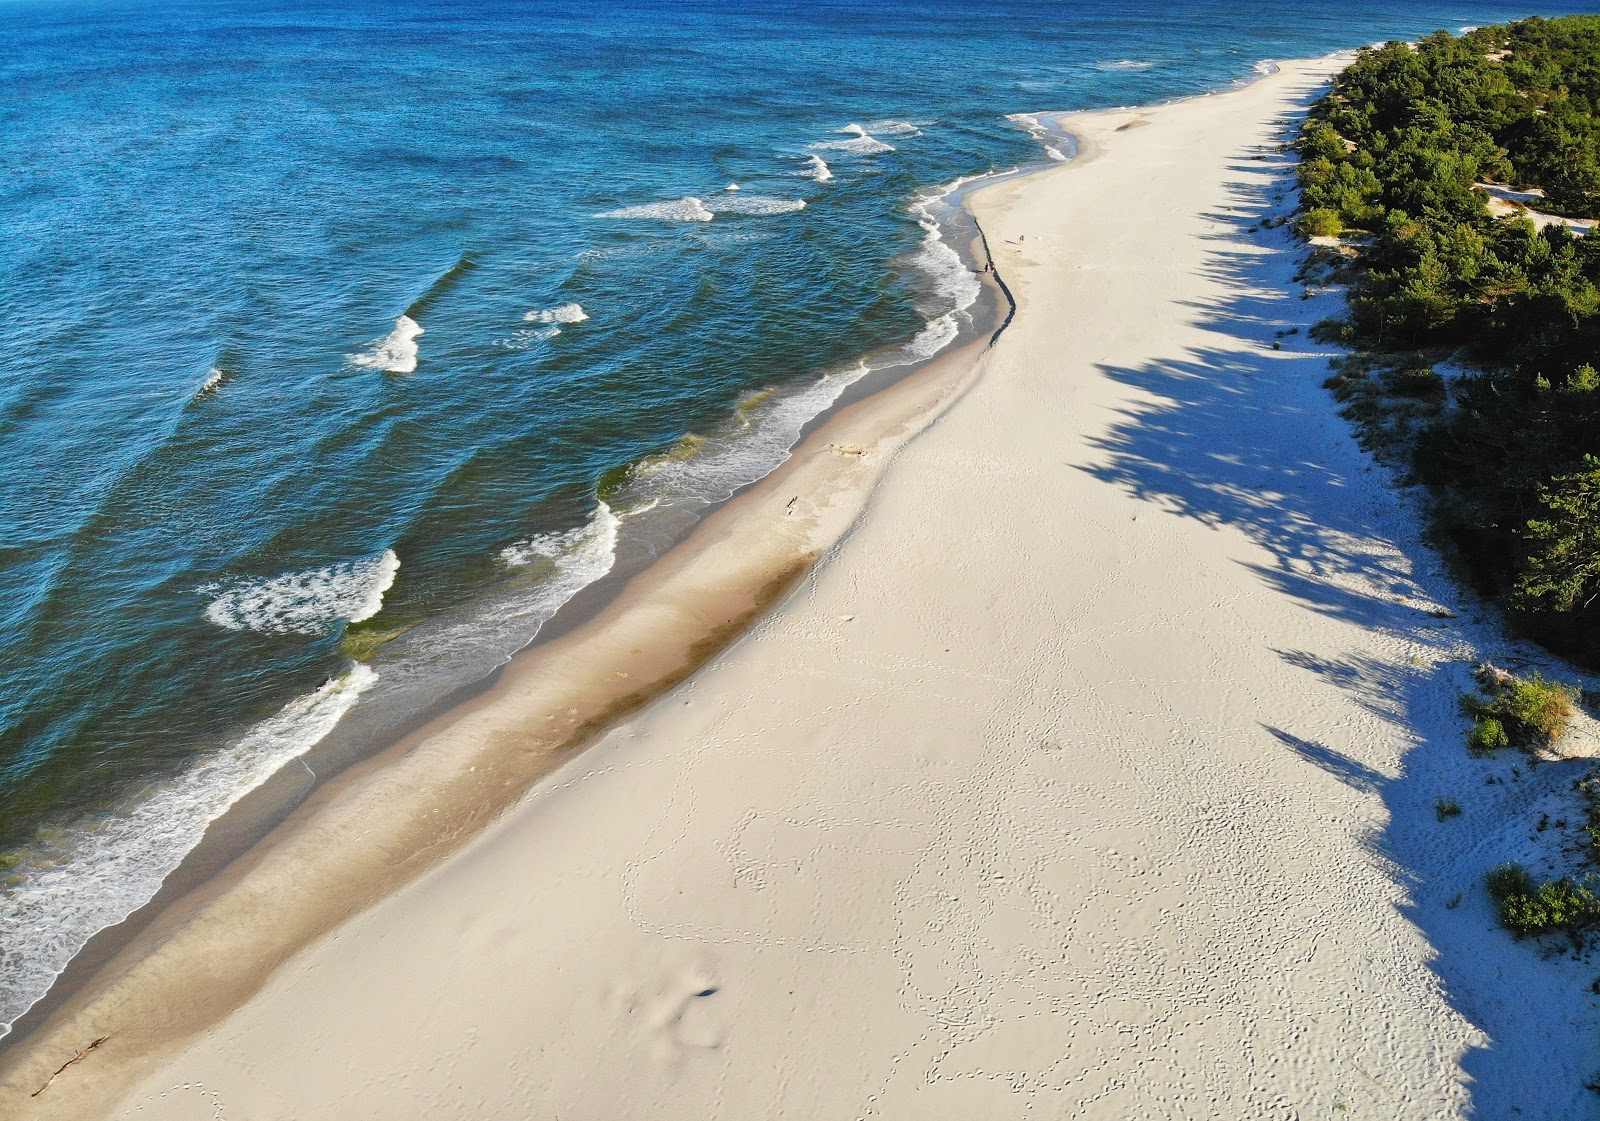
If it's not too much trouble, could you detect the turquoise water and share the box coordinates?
[0,0,1591,1036]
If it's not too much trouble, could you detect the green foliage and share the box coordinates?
[1301,18,1600,666]
[1485,861,1600,941]
[1467,714,1510,753]
[1462,666,1580,749]
[1435,797,1463,820]
[1298,207,1344,238]
[1487,861,1536,902]
[1517,455,1600,613]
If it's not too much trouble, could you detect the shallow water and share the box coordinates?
[0,0,1590,1037]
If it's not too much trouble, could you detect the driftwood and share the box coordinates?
[31,1036,108,1097]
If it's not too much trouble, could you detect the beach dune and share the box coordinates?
[5,55,1597,1119]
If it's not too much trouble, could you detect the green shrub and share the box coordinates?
[1487,862,1600,943]
[1487,862,1535,902]
[1504,673,1580,742]
[1383,365,1447,401]
[1435,797,1463,821]
[1298,208,1344,238]
[1462,667,1579,750]
[1467,715,1510,753]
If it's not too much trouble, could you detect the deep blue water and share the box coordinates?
[0,0,1592,1036]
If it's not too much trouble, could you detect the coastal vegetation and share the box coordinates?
[1296,16,1600,666]
[1487,861,1600,947]
[1296,18,1600,956]
[1461,663,1579,752]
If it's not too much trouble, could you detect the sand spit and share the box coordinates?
[5,54,1598,1120]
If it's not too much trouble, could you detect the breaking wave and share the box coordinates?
[349,315,424,374]
[202,550,400,636]
[594,197,715,222]
[525,302,588,325]
[809,124,896,155]
[0,665,378,1039]
[800,155,833,182]
[493,502,621,623]
[707,195,807,217]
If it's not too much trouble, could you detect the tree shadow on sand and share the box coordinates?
[1078,146,1600,1116]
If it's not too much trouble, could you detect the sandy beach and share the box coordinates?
[6,53,1599,1118]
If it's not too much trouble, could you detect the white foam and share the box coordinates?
[617,361,870,510]
[195,367,225,397]
[725,183,740,192]
[1252,60,1278,77]
[594,197,715,222]
[202,550,400,636]
[349,315,424,374]
[525,303,588,325]
[605,171,981,533]
[864,119,924,137]
[800,155,833,182]
[0,664,377,1039]
[494,503,621,621]
[1007,112,1070,161]
[906,189,983,317]
[901,313,960,362]
[706,195,807,217]
[809,124,896,155]
[1095,59,1154,71]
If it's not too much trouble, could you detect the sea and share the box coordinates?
[1,0,1591,1039]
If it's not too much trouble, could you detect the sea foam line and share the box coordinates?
[595,195,805,222]
[0,664,378,1039]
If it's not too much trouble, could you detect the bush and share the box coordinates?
[1467,715,1510,753]
[1383,365,1447,401]
[1487,861,1535,902]
[1462,666,1579,749]
[1435,797,1463,820]
[1298,207,1344,238]
[1487,862,1600,944]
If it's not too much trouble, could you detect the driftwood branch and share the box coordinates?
[31,1036,108,1097]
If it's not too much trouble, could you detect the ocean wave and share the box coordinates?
[194,366,226,398]
[494,502,621,622]
[611,361,871,511]
[525,302,588,325]
[1006,112,1070,161]
[349,315,424,374]
[900,313,959,363]
[906,190,982,317]
[799,154,833,182]
[1095,59,1154,71]
[1251,60,1277,76]
[404,252,478,320]
[0,664,377,1039]
[202,549,400,636]
[864,119,925,137]
[706,195,807,217]
[498,325,563,349]
[809,124,895,155]
[594,197,715,222]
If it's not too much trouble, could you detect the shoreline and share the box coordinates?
[27,49,1588,1120]
[0,157,1037,1110]
[0,57,1290,1113]
[0,168,1022,1051]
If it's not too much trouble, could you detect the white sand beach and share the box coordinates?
[6,54,1599,1119]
